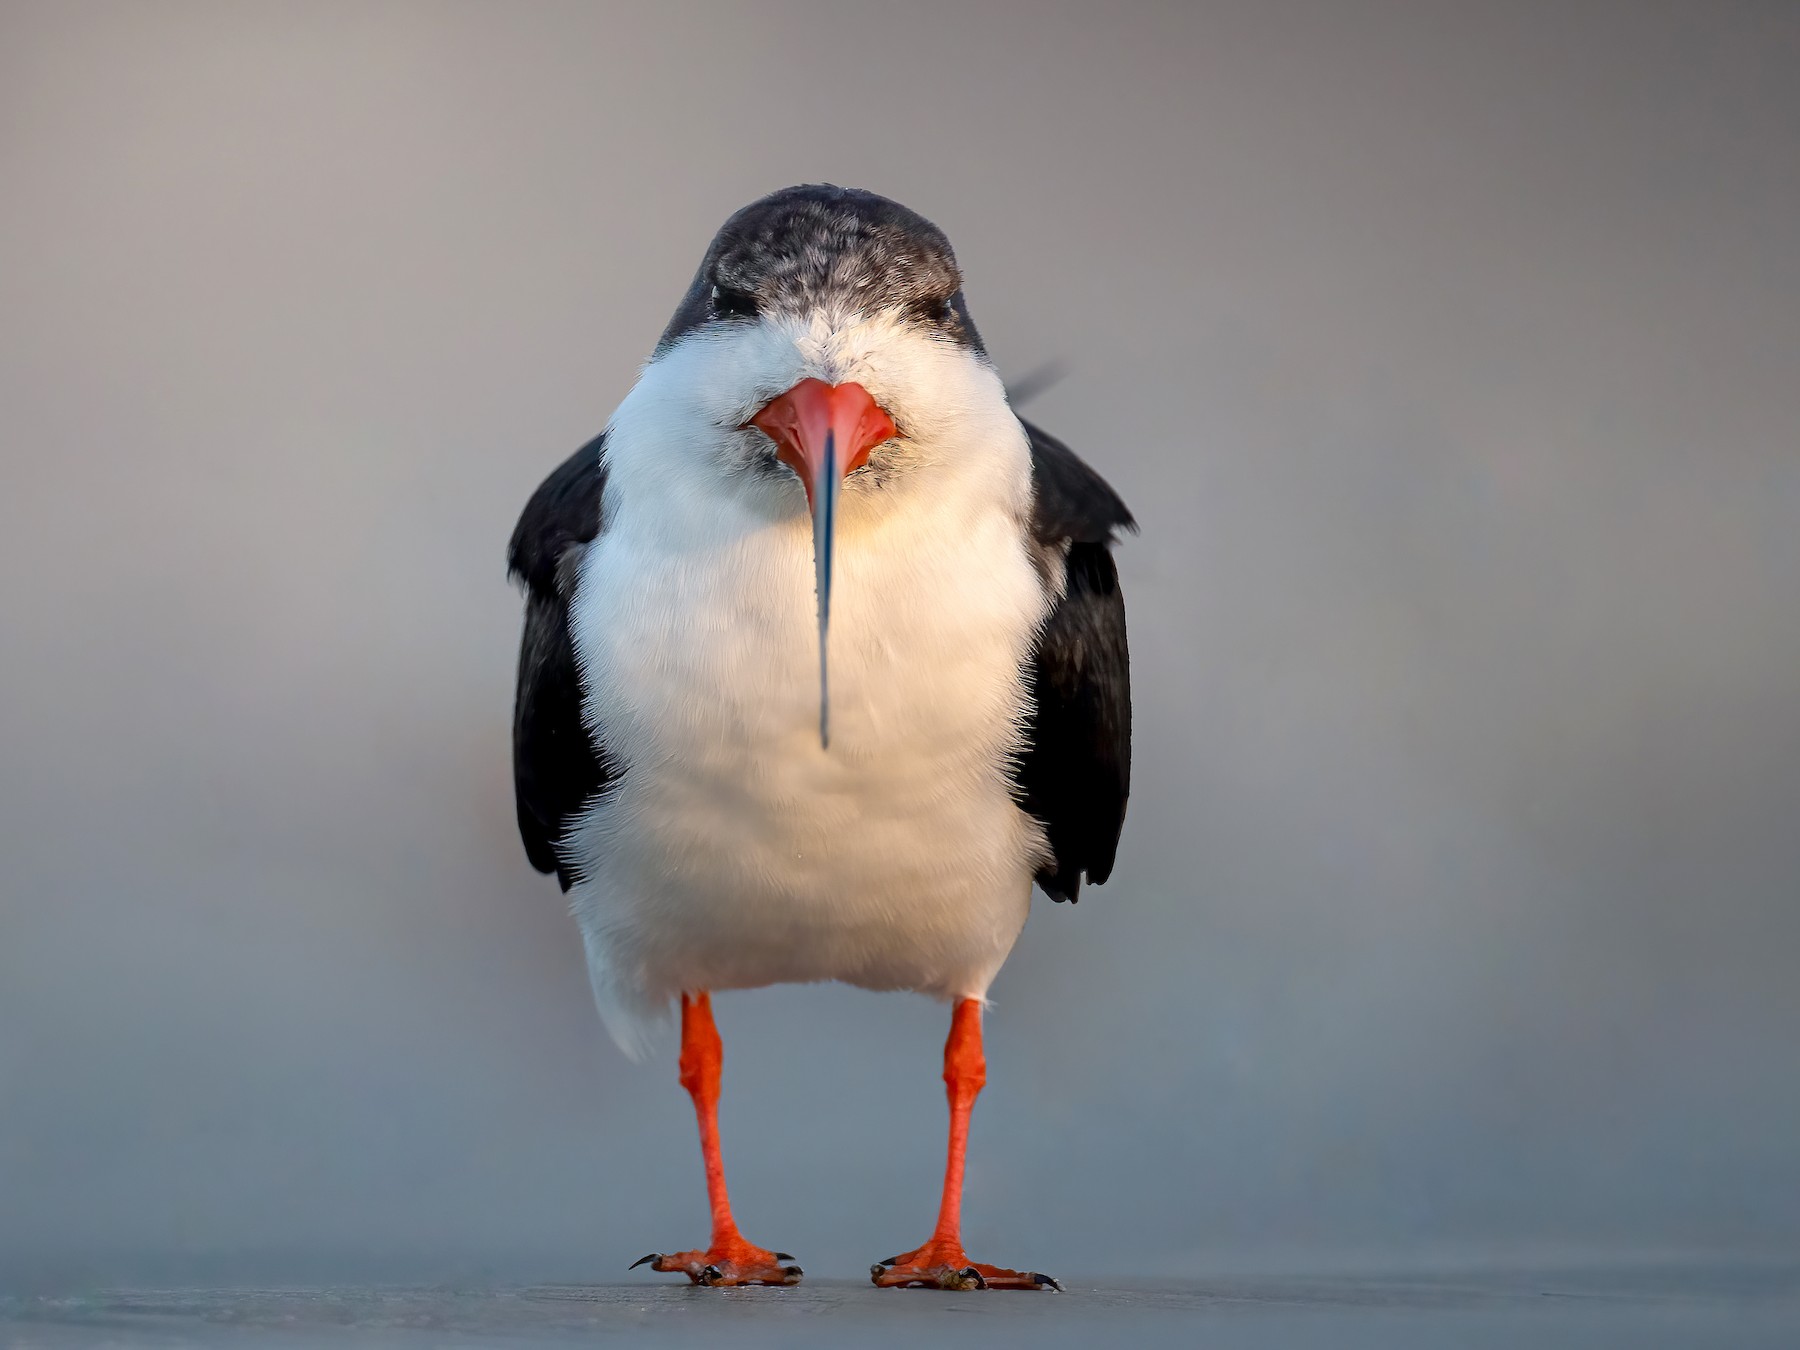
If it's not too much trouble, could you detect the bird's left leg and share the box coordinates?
[871,998,1060,1291]
[631,991,802,1287]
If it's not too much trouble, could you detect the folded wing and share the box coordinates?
[1014,419,1134,902]
[508,434,613,891]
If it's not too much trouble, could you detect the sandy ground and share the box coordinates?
[5,1265,1798,1349]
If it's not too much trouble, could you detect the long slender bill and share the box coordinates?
[812,429,837,749]
[747,378,897,754]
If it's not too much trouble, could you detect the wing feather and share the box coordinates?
[508,434,611,891]
[1015,418,1134,902]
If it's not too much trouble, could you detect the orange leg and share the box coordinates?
[871,999,1060,1291]
[629,992,801,1286]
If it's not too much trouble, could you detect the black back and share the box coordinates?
[507,419,1133,903]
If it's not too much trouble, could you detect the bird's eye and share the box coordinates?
[710,284,758,319]
[909,294,956,325]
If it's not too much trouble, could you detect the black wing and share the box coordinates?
[508,433,612,891]
[1015,418,1134,903]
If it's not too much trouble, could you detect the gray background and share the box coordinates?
[2,0,1796,1289]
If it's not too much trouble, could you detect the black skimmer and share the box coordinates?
[509,185,1132,1290]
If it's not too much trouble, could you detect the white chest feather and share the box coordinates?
[565,443,1049,1058]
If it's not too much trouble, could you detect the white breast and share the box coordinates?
[564,419,1050,1060]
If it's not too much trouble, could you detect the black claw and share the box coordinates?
[775,1252,796,1262]
[699,1263,725,1285]
[870,1264,888,1283]
[782,1265,804,1280]
[961,1266,988,1289]
[879,1254,907,1268]
[629,1253,660,1270]
[1033,1273,1064,1291]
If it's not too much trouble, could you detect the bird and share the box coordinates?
[508,184,1132,1291]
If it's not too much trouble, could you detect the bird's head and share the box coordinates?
[608,185,1021,747]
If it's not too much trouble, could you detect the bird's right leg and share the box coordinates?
[630,991,803,1287]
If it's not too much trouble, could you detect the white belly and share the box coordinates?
[564,482,1050,1058]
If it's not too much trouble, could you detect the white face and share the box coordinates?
[603,304,1024,528]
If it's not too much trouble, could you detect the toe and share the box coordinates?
[632,1246,801,1286]
[700,1257,803,1287]
[968,1264,1061,1291]
[644,1250,707,1279]
[871,1252,1060,1291]
[871,1262,983,1290]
